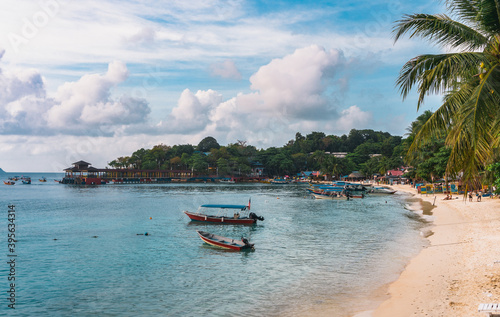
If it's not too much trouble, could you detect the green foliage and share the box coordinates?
[197,136,220,152]
[486,162,500,193]
[107,128,410,178]
[394,0,500,182]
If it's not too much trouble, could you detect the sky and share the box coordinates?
[0,0,445,172]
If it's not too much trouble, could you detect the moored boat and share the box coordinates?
[196,230,254,251]
[184,202,264,225]
[270,178,289,184]
[219,178,236,184]
[4,180,15,185]
[311,192,349,200]
[368,186,397,194]
[21,176,31,184]
[39,177,47,182]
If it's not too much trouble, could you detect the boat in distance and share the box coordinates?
[311,192,349,200]
[367,186,397,194]
[196,230,254,251]
[184,203,264,225]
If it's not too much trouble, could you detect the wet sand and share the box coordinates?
[371,184,500,316]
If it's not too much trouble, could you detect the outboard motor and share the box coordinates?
[249,212,264,222]
[241,237,255,249]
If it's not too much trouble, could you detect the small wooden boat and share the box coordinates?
[21,176,31,184]
[4,180,15,185]
[184,202,264,225]
[196,230,254,251]
[311,192,349,200]
[219,178,236,184]
[367,186,396,194]
[270,178,289,184]
[39,177,47,182]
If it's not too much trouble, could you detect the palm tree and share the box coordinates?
[394,0,500,183]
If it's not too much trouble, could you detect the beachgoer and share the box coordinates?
[469,192,473,202]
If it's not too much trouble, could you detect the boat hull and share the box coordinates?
[197,230,253,251]
[311,193,348,200]
[184,211,257,225]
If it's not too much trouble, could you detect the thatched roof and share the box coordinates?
[348,171,364,178]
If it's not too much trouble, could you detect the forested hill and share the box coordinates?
[108,129,410,179]
[108,115,451,182]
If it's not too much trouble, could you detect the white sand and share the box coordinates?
[372,184,500,316]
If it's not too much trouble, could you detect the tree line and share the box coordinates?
[107,115,455,182]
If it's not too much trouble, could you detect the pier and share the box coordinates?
[62,160,264,185]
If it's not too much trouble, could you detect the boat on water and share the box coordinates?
[368,186,396,195]
[184,201,264,225]
[196,230,254,251]
[21,177,31,184]
[311,192,349,200]
[344,183,368,198]
[4,180,15,185]
[270,178,289,184]
[219,178,236,184]
[39,177,47,182]
[307,182,367,199]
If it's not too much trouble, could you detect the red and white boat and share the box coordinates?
[184,201,264,225]
[196,230,254,251]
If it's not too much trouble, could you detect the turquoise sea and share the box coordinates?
[0,173,428,316]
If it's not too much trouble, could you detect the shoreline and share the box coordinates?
[369,184,500,316]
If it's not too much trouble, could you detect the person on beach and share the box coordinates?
[469,192,473,202]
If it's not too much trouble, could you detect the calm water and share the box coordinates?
[0,173,427,316]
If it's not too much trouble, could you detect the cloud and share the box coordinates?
[0,58,150,136]
[247,45,342,119]
[159,88,222,133]
[126,27,157,45]
[210,60,241,80]
[328,105,373,132]
[0,44,373,153]
[155,45,370,148]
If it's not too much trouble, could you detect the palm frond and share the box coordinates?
[445,0,480,25]
[396,52,484,105]
[393,13,488,50]
[477,0,500,34]
[444,64,500,179]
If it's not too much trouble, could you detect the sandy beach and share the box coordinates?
[371,184,500,316]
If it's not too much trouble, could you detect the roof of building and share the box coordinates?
[348,171,364,178]
[72,160,91,166]
[387,169,404,176]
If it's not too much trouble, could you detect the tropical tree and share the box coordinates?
[197,136,220,152]
[394,0,500,182]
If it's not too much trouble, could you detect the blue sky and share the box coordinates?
[0,0,444,172]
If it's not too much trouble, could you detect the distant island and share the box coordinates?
[0,168,6,174]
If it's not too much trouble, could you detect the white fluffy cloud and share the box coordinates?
[0,57,150,136]
[158,45,369,147]
[162,88,222,133]
[248,45,341,118]
[0,45,376,171]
